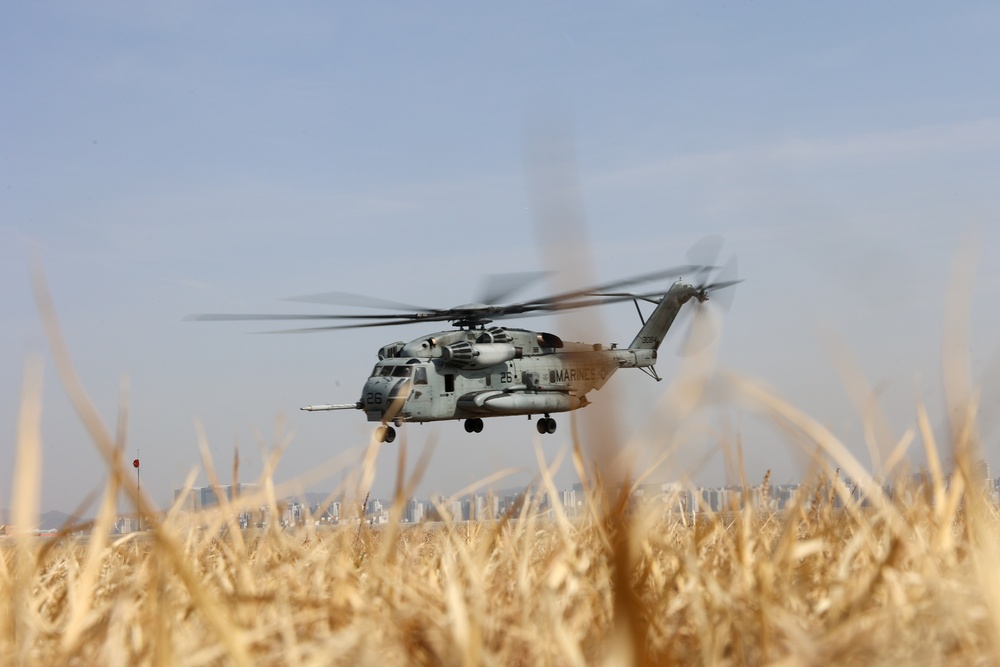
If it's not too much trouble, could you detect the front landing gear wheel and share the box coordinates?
[375,425,397,443]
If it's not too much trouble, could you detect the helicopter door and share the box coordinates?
[405,365,434,420]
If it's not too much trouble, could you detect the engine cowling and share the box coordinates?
[441,342,518,369]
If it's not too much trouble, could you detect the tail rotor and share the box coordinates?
[677,241,742,356]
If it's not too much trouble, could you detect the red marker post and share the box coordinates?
[133,456,140,531]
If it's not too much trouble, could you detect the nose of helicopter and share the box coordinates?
[362,376,411,422]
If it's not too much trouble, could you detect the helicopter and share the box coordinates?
[192,259,740,443]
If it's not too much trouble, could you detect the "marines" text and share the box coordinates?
[549,367,604,383]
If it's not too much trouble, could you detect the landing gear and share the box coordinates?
[375,425,396,443]
[536,415,557,435]
[464,418,484,433]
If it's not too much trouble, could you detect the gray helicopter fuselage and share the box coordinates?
[359,320,661,425]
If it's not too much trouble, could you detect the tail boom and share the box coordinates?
[628,281,697,351]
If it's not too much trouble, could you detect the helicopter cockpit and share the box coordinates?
[373,364,409,377]
[371,363,428,384]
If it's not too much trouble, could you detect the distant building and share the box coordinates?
[773,484,801,510]
[310,501,340,524]
[173,483,260,513]
[657,484,690,513]
[405,499,424,523]
[363,498,388,524]
[113,515,138,534]
[699,488,722,512]
[560,488,578,517]
[284,502,303,526]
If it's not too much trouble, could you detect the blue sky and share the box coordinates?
[3,3,1000,514]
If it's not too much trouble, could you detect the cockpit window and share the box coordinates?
[391,366,412,377]
[413,367,428,385]
[378,366,393,377]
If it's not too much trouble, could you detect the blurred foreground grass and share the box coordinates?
[5,268,999,666]
[4,396,1000,666]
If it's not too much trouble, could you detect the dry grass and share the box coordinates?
[5,268,1000,666]
[6,374,1000,667]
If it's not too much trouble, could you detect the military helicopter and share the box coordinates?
[193,258,740,443]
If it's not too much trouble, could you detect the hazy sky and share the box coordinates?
[4,3,1000,515]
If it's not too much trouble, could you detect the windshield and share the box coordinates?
[391,366,412,377]
[378,366,393,377]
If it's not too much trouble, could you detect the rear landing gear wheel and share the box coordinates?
[464,418,484,433]
[536,417,557,435]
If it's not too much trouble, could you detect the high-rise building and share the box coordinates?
[405,498,425,523]
[173,483,260,513]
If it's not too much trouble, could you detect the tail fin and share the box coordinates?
[628,281,695,350]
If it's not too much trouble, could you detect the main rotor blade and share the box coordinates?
[282,291,438,312]
[262,316,460,333]
[521,235,722,311]
[513,264,704,312]
[476,271,549,306]
[190,262,738,331]
[187,311,452,324]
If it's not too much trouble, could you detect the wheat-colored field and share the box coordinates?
[6,377,1000,666]
[5,279,999,666]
